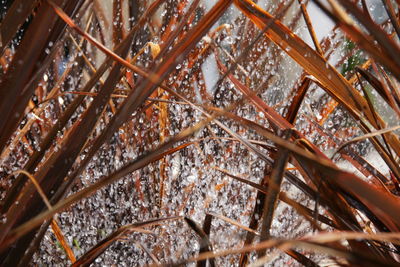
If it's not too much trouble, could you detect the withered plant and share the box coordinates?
[0,0,400,266]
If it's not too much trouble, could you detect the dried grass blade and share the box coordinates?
[56,0,233,195]
[184,217,214,267]
[356,67,396,106]
[214,107,400,232]
[0,142,194,251]
[297,0,323,55]
[305,114,391,188]
[46,0,166,204]
[207,212,260,236]
[46,0,163,83]
[0,34,124,214]
[31,2,236,240]
[314,0,400,78]
[213,167,334,228]
[72,217,181,267]
[260,129,292,252]
[303,231,400,245]
[238,168,269,267]
[50,220,76,264]
[283,249,320,267]
[234,0,400,155]
[112,0,123,46]
[198,214,214,267]
[382,0,400,39]
[0,33,134,246]
[335,0,400,67]
[335,125,400,155]
[156,0,201,60]
[10,170,76,263]
[285,77,311,124]
[0,0,75,153]
[137,243,160,265]
[0,0,37,53]
[324,170,400,232]
[179,232,400,266]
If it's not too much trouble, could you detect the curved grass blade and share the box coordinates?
[213,167,335,228]
[334,125,400,155]
[285,77,311,124]
[177,231,400,266]
[0,0,83,154]
[233,0,400,157]
[72,217,181,267]
[9,170,76,263]
[335,0,400,69]
[209,106,400,233]
[207,212,260,236]
[356,67,399,108]
[184,217,215,267]
[259,129,292,256]
[0,0,166,252]
[0,142,195,251]
[0,32,134,246]
[49,0,234,204]
[314,0,400,79]
[0,0,37,54]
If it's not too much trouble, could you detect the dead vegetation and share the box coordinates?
[0,0,400,266]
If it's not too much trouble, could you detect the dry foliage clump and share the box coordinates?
[0,0,400,266]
